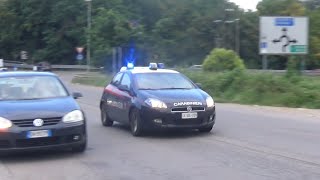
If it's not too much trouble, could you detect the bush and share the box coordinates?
[202,48,245,72]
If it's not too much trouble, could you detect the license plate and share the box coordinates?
[182,112,198,119]
[26,130,52,139]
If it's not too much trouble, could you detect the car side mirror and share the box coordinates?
[72,92,83,99]
[196,83,202,89]
[118,85,130,92]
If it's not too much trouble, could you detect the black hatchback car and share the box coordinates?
[0,72,86,153]
[100,63,216,136]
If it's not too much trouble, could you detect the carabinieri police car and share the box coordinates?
[100,63,216,136]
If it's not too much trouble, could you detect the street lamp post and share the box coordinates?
[213,20,223,48]
[215,18,240,55]
[234,19,240,55]
[225,8,235,12]
[85,0,92,72]
[213,8,240,54]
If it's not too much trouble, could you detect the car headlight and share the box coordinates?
[206,97,215,108]
[63,110,84,123]
[145,98,168,109]
[0,117,12,130]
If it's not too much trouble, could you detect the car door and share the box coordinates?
[105,72,123,121]
[117,73,133,124]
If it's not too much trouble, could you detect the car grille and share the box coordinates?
[171,106,205,112]
[0,140,10,148]
[0,135,83,149]
[165,118,204,126]
[16,137,61,148]
[11,117,62,127]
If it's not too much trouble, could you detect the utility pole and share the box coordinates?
[213,20,223,48]
[214,9,240,53]
[85,0,92,72]
[235,19,240,55]
[112,47,117,75]
[117,47,122,70]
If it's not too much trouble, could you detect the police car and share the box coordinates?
[100,63,216,136]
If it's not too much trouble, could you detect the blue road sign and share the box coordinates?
[76,54,84,61]
[275,18,294,26]
[261,42,268,48]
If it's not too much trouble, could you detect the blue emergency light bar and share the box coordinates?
[157,63,165,69]
[120,62,165,72]
[149,63,158,70]
[127,62,134,69]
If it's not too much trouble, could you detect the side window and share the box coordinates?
[120,74,131,88]
[111,73,123,86]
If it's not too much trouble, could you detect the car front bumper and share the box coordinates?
[0,122,86,152]
[140,106,216,130]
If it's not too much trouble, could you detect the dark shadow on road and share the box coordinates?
[111,123,216,139]
[0,149,85,164]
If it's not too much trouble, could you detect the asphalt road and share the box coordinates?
[1,71,320,180]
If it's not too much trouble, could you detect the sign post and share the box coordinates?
[76,47,84,64]
[262,55,268,70]
[260,16,309,70]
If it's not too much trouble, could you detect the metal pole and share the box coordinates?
[262,55,268,70]
[118,47,122,70]
[223,22,226,49]
[112,47,116,75]
[300,56,306,72]
[213,20,223,48]
[235,20,240,55]
[86,0,92,73]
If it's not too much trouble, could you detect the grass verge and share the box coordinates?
[72,73,112,87]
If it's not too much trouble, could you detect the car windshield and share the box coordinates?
[0,76,68,101]
[135,73,195,90]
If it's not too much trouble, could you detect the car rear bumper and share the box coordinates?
[140,106,216,130]
[0,122,86,152]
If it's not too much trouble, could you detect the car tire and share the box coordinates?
[101,104,113,127]
[72,141,87,153]
[199,125,213,133]
[129,109,144,136]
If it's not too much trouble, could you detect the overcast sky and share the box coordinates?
[229,0,262,11]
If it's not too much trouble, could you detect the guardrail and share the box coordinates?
[2,61,99,71]
[3,60,25,65]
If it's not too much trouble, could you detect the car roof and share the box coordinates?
[123,67,179,74]
[0,71,56,78]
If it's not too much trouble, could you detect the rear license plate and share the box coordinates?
[182,112,198,119]
[26,130,52,139]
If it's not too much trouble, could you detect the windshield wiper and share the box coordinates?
[16,98,43,101]
[139,88,159,90]
[159,88,192,90]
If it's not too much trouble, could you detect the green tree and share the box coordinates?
[257,0,305,16]
[0,0,86,64]
[238,11,260,68]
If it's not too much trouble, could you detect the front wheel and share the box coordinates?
[101,104,113,127]
[199,125,213,133]
[129,109,144,136]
